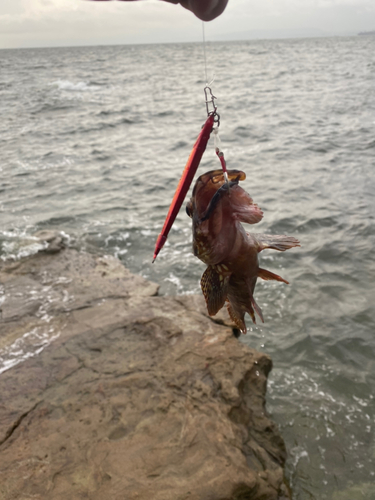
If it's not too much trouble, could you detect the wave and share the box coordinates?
[31,102,75,115]
[0,230,72,262]
[50,80,93,92]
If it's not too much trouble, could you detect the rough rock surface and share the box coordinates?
[0,242,290,500]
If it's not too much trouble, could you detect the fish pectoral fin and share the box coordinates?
[227,297,260,330]
[201,266,229,316]
[258,267,289,284]
[233,203,263,225]
[255,234,300,252]
[230,185,263,224]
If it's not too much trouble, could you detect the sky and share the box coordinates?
[0,0,374,49]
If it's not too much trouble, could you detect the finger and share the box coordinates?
[177,0,228,21]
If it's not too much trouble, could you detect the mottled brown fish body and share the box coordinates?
[187,169,300,333]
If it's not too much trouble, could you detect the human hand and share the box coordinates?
[88,0,228,21]
[163,0,228,21]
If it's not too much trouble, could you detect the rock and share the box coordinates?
[34,230,66,254]
[0,248,290,500]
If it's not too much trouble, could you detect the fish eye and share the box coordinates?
[186,202,193,218]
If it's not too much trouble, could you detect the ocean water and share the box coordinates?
[1,37,375,499]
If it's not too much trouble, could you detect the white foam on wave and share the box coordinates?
[51,80,91,91]
[0,284,5,308]
[0,230,72,262]
[16,156,75,172]
[291,447,309,468]
[164,272,182,289]
[0,251,75,374]
[1,231,46,262]
[0,326,61,375]
[2,241,48,261]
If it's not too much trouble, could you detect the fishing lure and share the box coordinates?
[153,87,221,262]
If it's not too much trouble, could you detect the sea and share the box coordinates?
[1,36,375,499]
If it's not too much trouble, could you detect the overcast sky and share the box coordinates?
[0,0,374,49]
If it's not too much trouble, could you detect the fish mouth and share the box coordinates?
[192,169,246,197]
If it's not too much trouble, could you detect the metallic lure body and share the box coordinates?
[186,169,300,333]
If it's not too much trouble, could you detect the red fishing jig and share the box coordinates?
[153,86,226,262]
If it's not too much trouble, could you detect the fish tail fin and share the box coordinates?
[227,302,248,334]
[227,297,262,332]
[255,234,300,252]
[250,295,264,323]
[226,285,264,333]
[258,267,289,284]
[201,265,229,316]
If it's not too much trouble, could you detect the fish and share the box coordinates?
[186,169,300,333]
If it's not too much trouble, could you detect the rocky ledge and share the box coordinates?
[0,236,290,500]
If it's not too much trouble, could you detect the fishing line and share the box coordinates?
[202,22,209,86]
[201,23,228,185]
[153,20,226,261]
[201,22,215,87]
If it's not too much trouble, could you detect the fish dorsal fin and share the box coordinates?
[258,267,289,284]
[200,265,229,316]
[254,234,300,252]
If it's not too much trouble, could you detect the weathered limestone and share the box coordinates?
[0,241,290,500]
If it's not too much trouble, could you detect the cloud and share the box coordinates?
[0,0,374,48]
[0,0,201,47]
